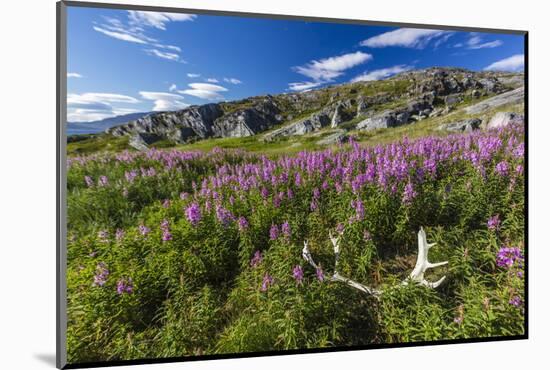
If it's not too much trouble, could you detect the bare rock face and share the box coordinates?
[106,104,224,143]
[213,97,282,137]
[98,67,524,145]
[464,87,524,115]
[438,118,482,132]
[316,131,348,146]
[486,112,524,130]
[357,109,410,131]
[331,102,344,128]
[263,109,332,141]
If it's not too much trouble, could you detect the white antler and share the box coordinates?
[404,227,448,288]
[301,227,448,297]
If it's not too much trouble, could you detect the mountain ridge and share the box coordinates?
[73,67,524,151]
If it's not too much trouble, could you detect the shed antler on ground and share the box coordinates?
[302,227,448,297]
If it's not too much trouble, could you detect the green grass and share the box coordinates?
[67,134,132,156]
[65,124,525,363]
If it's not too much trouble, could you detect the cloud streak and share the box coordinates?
[139,91,188,111]
[484,54,524,72]
[351,65,412,82]
[128,11,196,30]
[67,92,141,122]
[224,77,242,84]
[145,49,181,61]
[179,82,228,100]
[67,72,83,78]
[288,81,323,92]
[360,28,451,48]
[288,51,372,92]
[92,11,194,62]
[293,51,372,81]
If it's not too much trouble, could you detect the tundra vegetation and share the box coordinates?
[66,68,525,364]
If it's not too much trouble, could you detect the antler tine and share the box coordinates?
[300,227,448,298]
[302,240,319,270]
[407,228,448,286]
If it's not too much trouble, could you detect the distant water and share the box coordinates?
[66,112,150,136]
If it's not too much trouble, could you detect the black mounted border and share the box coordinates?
[56,1,529,369]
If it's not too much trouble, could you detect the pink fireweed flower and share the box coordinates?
[310,200,318,212]
[84,176,94,187]
[98,175,109,187]
[261,273,274,292]
[351,199,365,221]
[215,205,235,227]
[363,230,372,241]
[496,246,523,269]
[312,187,320,199]
[97,230,109,243]
[487,214,501,231]
[269,224,279,240]
[115,229,125,241]
[250,250,262,268]
[294,172,302,187]
[281,221,291,239]
[495,161,509,177]
[162,199,171,208]
[292,265,304,284]
[336,223,345,235]
[160,219,172,242]
[138,224,151,236]
[238,216,249,232]
[124,170,137,183]
[287,188,294,199]
[116,278,133,295]
[402,181,417,205]
[92,262,109,287]
[316,266,325,282]
[185,203,202,226]
[509,295,522,307]
[180,192,189,200]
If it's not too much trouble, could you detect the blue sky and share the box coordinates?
[66,6,525,122]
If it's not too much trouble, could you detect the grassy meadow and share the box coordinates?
[65,122,525,364]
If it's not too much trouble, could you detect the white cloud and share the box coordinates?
[187,73,201,78]
[128,11,196,30]
[145,49,181,61]
[466,35,502,49]
[350,65,412,83]
[93,26,148,44]
[139,91,188,111]
[288,81,323,92]
[68,108,141,122]
[153,43,181,52]
[179,83,228,100]
[360,28,450,48]
[484,54,525,72]
[206,78,219,83]
[168,84,177,92]
[68,93,140,105]
[92,11,188,61]
[67,92,141,122]
[187,83,227,92]
[67,72,83,78]
[293,51,372,82]
[223,77,242,84]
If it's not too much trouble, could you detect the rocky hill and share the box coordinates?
[100,67,524,151]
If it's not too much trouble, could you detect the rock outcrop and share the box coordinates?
[464,87,524,115]
[485,112,524,130]
[263,109,332,141]
[438,118,482,132]
[99,67,524,147]
[357,109,410,131]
